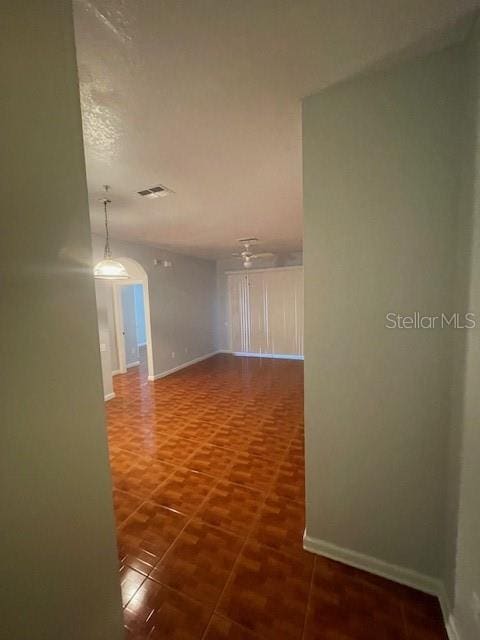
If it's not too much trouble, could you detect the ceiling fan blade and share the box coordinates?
[252,252,275,259]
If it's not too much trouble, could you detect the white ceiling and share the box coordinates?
[74,0,477,259]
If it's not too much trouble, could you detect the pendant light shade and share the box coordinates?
[94,186,130,280]
[94,258,129,279]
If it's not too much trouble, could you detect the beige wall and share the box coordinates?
[95,280,120,383]
[1,2,124,638]
[450,19,480,640]
[304,22,480,638]
[96,280,116,398]
[107,289,120,372]
[303,45,465,580]
[442,24,477,615]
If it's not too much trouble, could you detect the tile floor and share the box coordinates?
[106,352,447,639]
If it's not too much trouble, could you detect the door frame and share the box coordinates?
[112,276,154,380]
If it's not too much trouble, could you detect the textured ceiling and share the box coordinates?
[73,0,478,258]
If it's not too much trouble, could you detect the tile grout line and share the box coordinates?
[145,377,275,637]
[207,612,264,638]
[400,602,410,640]
[301,556,316,640]
[112,357,306,638]
[202,470,281,638]
[144,460,273,640]
[195,416,304,637]
[119,464,221,610]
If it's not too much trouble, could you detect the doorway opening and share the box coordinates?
[111,257,154,381]
[119,284,146,370]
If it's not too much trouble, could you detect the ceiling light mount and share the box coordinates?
[232,238,274,269]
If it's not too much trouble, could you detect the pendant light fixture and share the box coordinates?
[93,186,129,280]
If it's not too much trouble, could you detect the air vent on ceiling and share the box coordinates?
[137,184,172,199]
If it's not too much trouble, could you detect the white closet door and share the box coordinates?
[246,271,268,354]
[227,267,304,357]
[227,272,250,352]
[261,267,303,357]
[263,269,292,355]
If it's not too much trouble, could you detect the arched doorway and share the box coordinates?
[111,257,155,381]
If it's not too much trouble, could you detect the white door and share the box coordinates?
[263,268,303,356]
[227,267,304,357]
[227,272,250,352]
[246,271,268,354]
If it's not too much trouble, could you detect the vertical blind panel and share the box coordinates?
[227,267,304,357]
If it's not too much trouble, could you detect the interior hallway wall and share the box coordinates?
[1,2,124,638]
[303,43,465,582]
[95,280,119,379]
[441,19,478,617]
[92,235,217,380]
[96,281,115,398]
[450,19,480,640]
[107,288,120,372]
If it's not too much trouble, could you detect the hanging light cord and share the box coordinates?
[103,198,112,259]
[102,184,112,259]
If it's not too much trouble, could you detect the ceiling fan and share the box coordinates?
[232,238,274,269]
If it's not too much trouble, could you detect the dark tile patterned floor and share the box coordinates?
[107,352,447,639]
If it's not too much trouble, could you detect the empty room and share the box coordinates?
[2,2,480,640]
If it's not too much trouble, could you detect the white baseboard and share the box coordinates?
[104,392,116,401]
[232,351,304,361]
[445,617,460,640]
[438,587,460,640]
[303,532,440,595]
[111,369,122,377]
[303,532,459,637]
[126,360,140,369]
[147,351,222,381]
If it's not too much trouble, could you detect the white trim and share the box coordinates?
[438,587,460,640]
[303,532,440,595]
[126,360,140,369]
[303,532,460,637]
[445,617,460,640]
[225,265,303,275]
[148,351,221,381]
[104,392,116,401]
[111,369,122,377]
[112,262,155,381]
[232,351,304,360]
